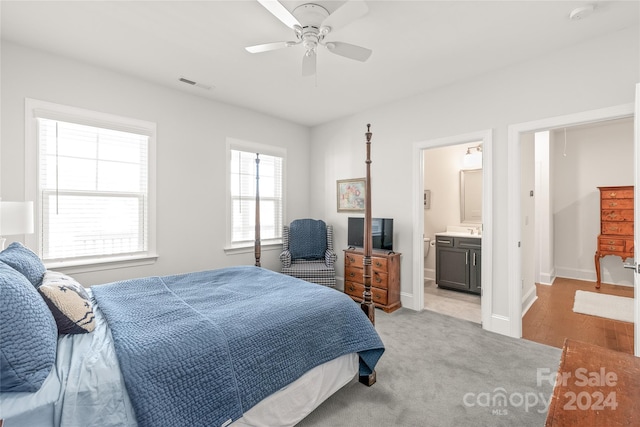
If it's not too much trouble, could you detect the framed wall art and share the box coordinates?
[337,178,366,212]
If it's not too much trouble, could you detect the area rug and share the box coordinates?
[573,290,634,323]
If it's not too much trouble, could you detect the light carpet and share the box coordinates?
[297,309,561,427]
[573,290,634,323]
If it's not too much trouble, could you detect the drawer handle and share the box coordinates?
[609,192,617,197]
[608,226,619,231]
[608,240,616,244]
[437,239,451,244]
[348,285,355,292]
[348,256,355,263]
[349,272,356,278]
[607,213,618,219]
[609,246,616,250]
[375,261,382,267]
[375,276,382,283]
[374,294,381,300]
[608,202,618,207]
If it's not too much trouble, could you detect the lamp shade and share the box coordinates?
[0,201,34,235]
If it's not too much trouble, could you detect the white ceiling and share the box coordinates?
[2,1,638,127]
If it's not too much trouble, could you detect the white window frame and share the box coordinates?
[225,138,285,253]
[24,98,157,273]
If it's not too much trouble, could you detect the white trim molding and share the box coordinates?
[507,102,634,339]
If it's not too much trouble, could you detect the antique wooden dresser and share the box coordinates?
[594,185,634,289]
[343,248,401,313]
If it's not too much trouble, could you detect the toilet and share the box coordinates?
[423,237,431,258]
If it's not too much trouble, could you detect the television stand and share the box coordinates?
[343,248,401,313]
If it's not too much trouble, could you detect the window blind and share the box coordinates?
[230,150,283,244]
[38,118,149,261]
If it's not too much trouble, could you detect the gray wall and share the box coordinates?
[1,41,311,285]
[309,26,639,333]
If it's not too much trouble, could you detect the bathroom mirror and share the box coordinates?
[460,169,482,224]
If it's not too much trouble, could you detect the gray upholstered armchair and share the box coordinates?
[279,219,337,287]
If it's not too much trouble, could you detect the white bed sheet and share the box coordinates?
[1,295,357,427]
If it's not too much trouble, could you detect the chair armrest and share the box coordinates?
[324,248,337,268]
[280,250,292,268]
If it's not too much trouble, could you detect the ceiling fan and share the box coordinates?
[246,0,372,76]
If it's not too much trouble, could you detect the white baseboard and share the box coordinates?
[521,286,537,316]
[554,266,634,287]
[423,267,435,281]
[487,314,514,337]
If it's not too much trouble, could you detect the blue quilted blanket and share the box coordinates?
[91,266,384,427]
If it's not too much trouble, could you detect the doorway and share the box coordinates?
[423,143,483,323]
[507,102,636,347]
[519,118,635,353]
[412,129,492,329]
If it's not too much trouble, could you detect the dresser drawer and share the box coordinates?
[345,252,363,268]
[345,266,363,283]
[601,198,634,210]
[601,209,633,222]
[344,281,388,306]
[601,221,634,235]
[599,242,625,252]
[372,257,388,272]
[371,271,388,288]
[601,188,634,199]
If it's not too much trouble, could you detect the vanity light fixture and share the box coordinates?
[463,144,483,169]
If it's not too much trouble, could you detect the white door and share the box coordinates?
[634,83,640,356]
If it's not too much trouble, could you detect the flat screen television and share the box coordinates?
[347,217,394,251]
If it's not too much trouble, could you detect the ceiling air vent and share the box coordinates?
[178,76,213,91]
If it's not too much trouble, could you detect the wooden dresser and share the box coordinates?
[343,248,401,313]
[594,186,634,289]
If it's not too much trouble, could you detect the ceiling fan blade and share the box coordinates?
[245,41,292,53]
[325,42,372,62]
[321,0,368,30]
[302,51,316,77]
[256,0,301,29]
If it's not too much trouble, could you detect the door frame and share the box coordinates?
[412,129,493,329]
[507,102,635,340]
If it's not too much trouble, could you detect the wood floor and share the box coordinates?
[522,277,634,354]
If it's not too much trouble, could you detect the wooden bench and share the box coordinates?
[545,339,640,426]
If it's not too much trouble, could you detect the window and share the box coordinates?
[25,99,156,268]
[227,140,284,249]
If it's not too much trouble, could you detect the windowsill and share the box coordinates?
[224,241,282,255]
[44,253,158,275]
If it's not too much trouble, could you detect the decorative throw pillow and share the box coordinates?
[289,219,328,260]
[38,271,96,334]
[0,242,46,288]
[0,262,58,392]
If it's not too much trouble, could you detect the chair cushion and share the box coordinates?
[289,219,327,260]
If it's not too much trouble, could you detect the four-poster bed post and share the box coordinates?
[254,153,261,267]
[360,123,377,386]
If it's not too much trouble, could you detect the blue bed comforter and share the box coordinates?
[91,266,384,427]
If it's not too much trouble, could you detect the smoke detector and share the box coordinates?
[569,5,595,21]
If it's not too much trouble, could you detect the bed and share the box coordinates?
[0,125,383,427]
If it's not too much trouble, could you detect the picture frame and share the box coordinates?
[337,178,366,212]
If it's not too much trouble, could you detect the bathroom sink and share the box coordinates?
[434,231,481,238]
[434,226,482,238]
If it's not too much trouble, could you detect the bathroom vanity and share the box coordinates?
[435,232,481,295]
